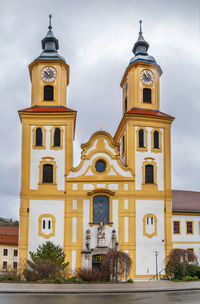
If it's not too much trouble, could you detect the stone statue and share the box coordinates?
[97,222,105,239]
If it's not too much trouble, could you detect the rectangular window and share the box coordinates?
[173,221,180,234]
[186,221,193,234]
[3,261,7,269]
[151,217,154,225]
[3,249,8,256]
[48,220,51,229]
[146,217,149,225]
[13,262,18,269]
[13,249,18,257]
[43,220,45,229]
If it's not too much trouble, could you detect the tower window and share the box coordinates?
[35,127,43,146]
[145,164,154,184]
[139,129,145,148]
[53,128,61,147]
[122,136,125,154]
[124,98,127,112]
[153,131,159,149]
[44,85,54,101]
[143,88,151,103]
[42,164,53,183]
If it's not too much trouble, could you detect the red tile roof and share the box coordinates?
[127,108,174,119]
[172,190,200,213]
[0,227,19,245]
[19,106,76,113]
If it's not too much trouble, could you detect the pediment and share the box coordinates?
[67,131,133,181]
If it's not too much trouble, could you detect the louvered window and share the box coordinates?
[43,164,53,183]
[139,129,145,148]
[53,128,61,147]
[36,128,43,146]
[145,164,154,184]
[44,85,54,101]
[143,88,151,103]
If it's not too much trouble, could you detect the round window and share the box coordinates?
[95,160,106,173]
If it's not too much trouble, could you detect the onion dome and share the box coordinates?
[129,20,157,66]
[36,15,65,62]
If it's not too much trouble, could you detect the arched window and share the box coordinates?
[93,196,109,223]
[53,128,61,147]
[143,88,151,103]
[139,129,145,148]
[153,131,159,149]
[35,128,43,146]
[145,164,154,184]
[42,164,53,183]
[44,85,54,101]
[122,136,125,153]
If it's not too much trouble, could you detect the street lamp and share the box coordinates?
[153,249,159,280]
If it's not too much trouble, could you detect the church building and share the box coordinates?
[16,18,200,279]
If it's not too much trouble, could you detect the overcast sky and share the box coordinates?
[0,0,199,219]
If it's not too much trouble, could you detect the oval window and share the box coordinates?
[95,160,106,172]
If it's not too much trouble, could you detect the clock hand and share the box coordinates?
[44,68,50,75]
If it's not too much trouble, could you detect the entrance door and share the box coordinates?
[92,254,104,269]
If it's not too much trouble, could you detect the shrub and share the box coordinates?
[0,269,21,281]
[183,275,199,281]
[185,264,200,278]
[127,278,134,283]
[165,249,198,280]
[101,251,132,282]
[23,241,69,281]
[76,267,106,282]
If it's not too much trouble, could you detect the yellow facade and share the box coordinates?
[17,20,177,279]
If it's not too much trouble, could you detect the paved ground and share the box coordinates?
[0,280,200,294]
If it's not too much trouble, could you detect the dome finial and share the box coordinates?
[139,20,142,35]
[48,14,52,30]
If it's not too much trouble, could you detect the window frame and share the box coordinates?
[136,127,148,152]
[38,214,56,239]
[143,213,157,238]
[32,126,46,150]
[50,126,64,150]
[44,85,54,101]
[186,221,194,234]
[3,248,8,256]
[87,189,114,226]
[13,249,18,257]
[151,128,162,153]
[143,88,152,103]
[38,157,57,186]
[142,159,158,189]
[173,220,181,234]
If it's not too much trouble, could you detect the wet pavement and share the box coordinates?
[1,291,200,304]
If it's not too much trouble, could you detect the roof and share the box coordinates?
[172,190,200,213]
[19,106,76,113]
[127,108,174,119]
[0,226,18,245]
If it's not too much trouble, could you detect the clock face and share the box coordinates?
[140,70,154,85]
[41,66,56,82]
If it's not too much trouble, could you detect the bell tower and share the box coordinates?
[18,16,76,270]
[121,20,162,115]
[29,15,69,107]
[115,21,174,278]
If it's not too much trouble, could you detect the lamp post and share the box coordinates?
[153,249,159,280]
